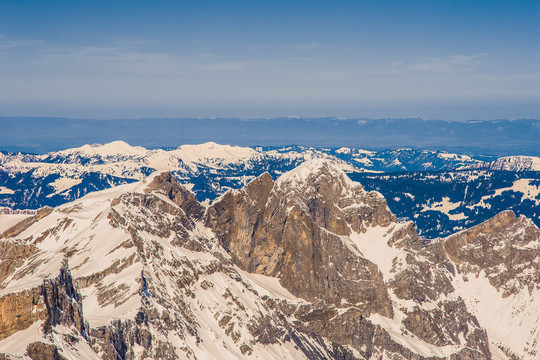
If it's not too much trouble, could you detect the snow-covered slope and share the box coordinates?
[466,156,540,172]
[172,142,260,170]
[5,162,540,358]
[53,140,148,159]
[2,141,538,245]
[0,142,360,209]
[207,160,540,359]
[0,172,327,359]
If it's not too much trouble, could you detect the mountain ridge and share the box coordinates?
[1,161,539,358]
[1,141,539,239]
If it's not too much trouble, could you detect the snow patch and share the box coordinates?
[452,270,540,359]
[0,320,48,355]
[50,177,83,195]
[0,213,32,233]
[348,225,404,280]
[0,186,14,194]
[421,197,466,220]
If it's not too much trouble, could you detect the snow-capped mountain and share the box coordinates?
[2,141,540,239]
[0,141,482,210]
[0,141,484,197]
[465,156,540,172]
[1,161,539,359]
[0,141,354,208]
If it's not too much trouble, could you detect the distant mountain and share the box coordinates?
[1,141,539,238]
[1,117,539,156]
[0,141,481,209]
[1,163,540,359]
[465,156,540,172]
[351,170,540,238]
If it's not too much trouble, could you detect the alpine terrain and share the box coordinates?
[1,141,539,238]
[1,160,539,359]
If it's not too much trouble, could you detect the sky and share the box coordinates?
[0,0,539,120]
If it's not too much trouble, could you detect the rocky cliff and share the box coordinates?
[0,161,539,359]
[206,161,394,317]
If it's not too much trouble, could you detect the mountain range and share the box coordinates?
[1,141,539,238]
[1,160,539,359]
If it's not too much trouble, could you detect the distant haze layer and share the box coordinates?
[1,117,538,156]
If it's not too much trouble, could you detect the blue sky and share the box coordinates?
[0,0,538,120]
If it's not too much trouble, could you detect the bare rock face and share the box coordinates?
[0,286,47,340]
[0,240,38,286]
[41,265,88,336]
[145,171,205,221]
[89,318,158,360]
[205,172,275,260]
[2,165,540,359]
[443,210,540,296]
[1,207,53,239]
[207,161,394,317]
[26,342,68,360]
[0,263,88,342]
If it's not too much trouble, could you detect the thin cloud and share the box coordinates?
[0,35,537,117]
[451,53,488,62]
[0,34,43,49]
[411,53,488,73]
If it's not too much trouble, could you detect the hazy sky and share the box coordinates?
[0,0,539,120]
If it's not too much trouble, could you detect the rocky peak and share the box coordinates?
[207,161,395,316]
[145,171,204,221]
[275,159,396,235]
[206,163,500,358]
[275,159,360,203]
[443,210,540,295]
[3,163,540,359]
[276,159,347,186]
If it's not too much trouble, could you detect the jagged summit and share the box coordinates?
[276,158,350,184]
[1,163,540,359]
[275,159,370,205]
[443,209,540,295]
[0,171,308,359]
